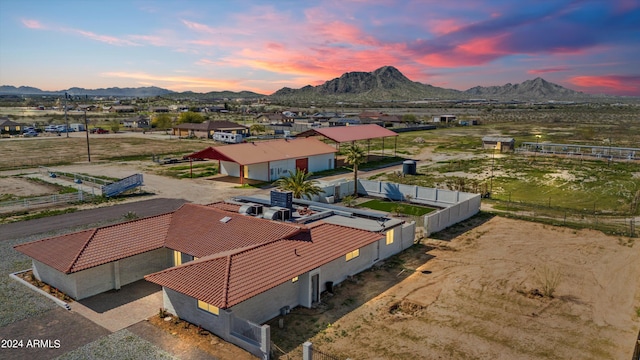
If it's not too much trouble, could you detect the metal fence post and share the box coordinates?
[302,341,313,360]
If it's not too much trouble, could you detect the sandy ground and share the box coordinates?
[2,161,263,205]
[297,216,640,360]
[3,143,639,359]
[0,177,58,197]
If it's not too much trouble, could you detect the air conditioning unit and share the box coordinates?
[239,203,263,215]
[263,206,291,221]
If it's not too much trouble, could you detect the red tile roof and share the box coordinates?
[296,124,398,143]
[165,204,303,258]
[186,138,337,165]
[145,222,383,308]
[14,213,174,273]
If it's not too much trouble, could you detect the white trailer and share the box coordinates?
[70,123,86,131]
[213,132,243,143]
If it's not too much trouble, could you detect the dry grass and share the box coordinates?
[0,135,210,170]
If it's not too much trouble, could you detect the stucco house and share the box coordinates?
[187,138,337,184]
[172,120,248,139]
[0,117,22,135]
[15,197,415,359]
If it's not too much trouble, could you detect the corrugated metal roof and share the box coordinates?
[145,222,382,308]
[186,138,337,165]
[297,124,398,143]
[482,136,515,143]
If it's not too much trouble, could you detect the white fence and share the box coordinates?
[316,179,481,236]
[0,191,95,213]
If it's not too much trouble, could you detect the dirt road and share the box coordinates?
[0,198,187,241]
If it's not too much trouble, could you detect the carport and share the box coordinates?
[296,124,399,157]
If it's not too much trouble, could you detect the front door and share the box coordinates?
[296,158,308,173]
[311,274,320,303]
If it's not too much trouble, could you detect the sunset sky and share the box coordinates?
[1,0,639,96]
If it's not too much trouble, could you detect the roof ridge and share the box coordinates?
[66,228,98,273]
[222,255,232,308]
[13,228,94,250]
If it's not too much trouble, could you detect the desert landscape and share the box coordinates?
[265,215,640,359]
[1,111,639,359]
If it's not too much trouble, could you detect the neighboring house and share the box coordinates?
[432,114,457,123]
[123,115,150,128]
[256,113,294,124]
[187,138,337,184]
[150,106,170,113]
[0,117,22,135]
[77,104,98,112]
[109,105,136,113]
[328,117,360,126]
[482,136,516,152]
[172,120,248,139]
[15,198,415,359]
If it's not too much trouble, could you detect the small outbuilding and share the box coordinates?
[482,136,515,152]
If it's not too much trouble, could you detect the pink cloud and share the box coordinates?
[101,71,252,92]
[70,29,139,46]
[415,36,507,67]
[21,19,44,29]
[427,19,463,35]
[528,67,569,74]
[568,75,640,96]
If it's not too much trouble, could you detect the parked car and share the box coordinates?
[90,127,109,134]
[44,125,58,132]
[23,130,38,137]
[56,125,75,133]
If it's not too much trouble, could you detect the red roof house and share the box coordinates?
[187,137,338,184]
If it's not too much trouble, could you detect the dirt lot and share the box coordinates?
[271,216,640,360]
[0,177,58,197]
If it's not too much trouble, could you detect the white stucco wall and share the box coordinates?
[220,161,240,177]
[75,262,116,299]
[32,260,79,299]
[246,162,269,182]
[231,277,301,324]
[119,248,171,286]
[307,153,335,173]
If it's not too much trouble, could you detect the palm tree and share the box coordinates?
[273,169,322,200]
[344,143,366,197]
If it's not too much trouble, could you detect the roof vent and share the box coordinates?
[220,216,232,223]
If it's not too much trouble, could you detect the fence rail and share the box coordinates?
[230,317,262,345]
[0,191,94,213]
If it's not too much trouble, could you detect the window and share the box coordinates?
[292,276,299,283]
[198,300,219,315]
[386,228,395,245]
[345,249,360,261]
[173,250,182,266]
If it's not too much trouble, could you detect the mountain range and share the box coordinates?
[1,66,631,102]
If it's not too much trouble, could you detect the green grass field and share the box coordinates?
[358,199,435,216]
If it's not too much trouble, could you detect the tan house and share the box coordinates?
[172,120,248,139]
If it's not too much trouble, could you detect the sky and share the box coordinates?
[1,0,639,96]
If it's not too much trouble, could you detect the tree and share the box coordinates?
[250,124,265,136]
[178,111,204,124]
[402,114,418,124]
[153,113,173,133]
[344,143,366,197]
[273,169,322,200]
[109,120,120,133]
